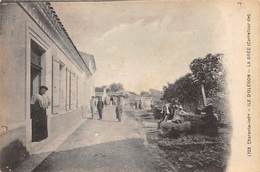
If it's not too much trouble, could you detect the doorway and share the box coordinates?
[30,40,47,142]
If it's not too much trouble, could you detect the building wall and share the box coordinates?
[79,72,95,118]
[85,74,95,115]
[0,3,93,152]
[0,3,28,150]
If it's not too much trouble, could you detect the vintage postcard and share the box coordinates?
[0,0,259,172]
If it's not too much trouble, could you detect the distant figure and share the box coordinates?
[171,104,184,124]
[113,97,117,105]
[31,85,50,142]
[139,100,142,109]
[158,102,170,129]
[110,96,114,105]
[115,97,123,122]
[90,96,96,119]
[164,102,174,121]
[104,97,109,106]
[134,101,138,109]
[165,99,179,121]
[97,97,104,120]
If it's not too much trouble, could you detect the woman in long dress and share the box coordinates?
[31,86,50,142]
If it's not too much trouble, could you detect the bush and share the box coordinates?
[0,140,29,171]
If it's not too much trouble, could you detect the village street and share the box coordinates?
[29,105,174,172]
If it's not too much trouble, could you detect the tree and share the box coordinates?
[162,53,226,112]
[190,53,225,105]
[109,83,124,92]
[162,73,202,110]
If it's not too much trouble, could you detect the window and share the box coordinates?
[60,63,66,112]
[69,71,72,110]
[71,73,75,109]
[52,57,64,114]
[65,68,79,111]
[76,76,79,108]
[66,69,71,110]
[70,72,78,110]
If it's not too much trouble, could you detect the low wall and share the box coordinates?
[0,126,26,151]
[0,126,29,171]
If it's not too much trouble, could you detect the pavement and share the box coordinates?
[16,106,176,172]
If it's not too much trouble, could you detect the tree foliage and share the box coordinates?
[109,83,124,92]
[162,53,226,112]
[163,73,202,110]
[190,53,225,97]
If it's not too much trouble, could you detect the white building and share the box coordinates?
[0,1,96,159]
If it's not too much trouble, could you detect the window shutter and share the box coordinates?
[71,73,76,109]
[52,59,60,114]
[66,69,70,110]
[60,66,66,111]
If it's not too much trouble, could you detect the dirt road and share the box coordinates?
[32,106,174,172]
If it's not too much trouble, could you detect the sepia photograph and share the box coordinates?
[0,0,259,172]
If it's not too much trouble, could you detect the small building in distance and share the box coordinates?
[140,96,153,110]
[108,91,127,105]
[95,87,108,102]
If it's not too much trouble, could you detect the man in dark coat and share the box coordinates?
[115,97,123,122]
[97,97,104,120]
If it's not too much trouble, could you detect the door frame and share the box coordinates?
[25,23,50,152]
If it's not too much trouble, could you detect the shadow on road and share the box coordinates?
[32,138,162,172]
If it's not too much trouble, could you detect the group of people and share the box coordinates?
[134,100,142,110]
[30,86,124,143]
[90,96,123,122]
[158,99,185,129]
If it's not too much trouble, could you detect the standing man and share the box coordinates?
[31,85,50,142]
[90,96,96,119]
[97,97,104,120]
[139,100,142,109]
[115,97,123,122]
[134,101,138,109]
[110,96,114,105]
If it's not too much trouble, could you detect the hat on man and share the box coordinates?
[40,85,48,90]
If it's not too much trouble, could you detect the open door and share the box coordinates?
[30,40,47,142]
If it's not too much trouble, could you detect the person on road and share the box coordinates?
[97,97,104,120]
[90,96,96,119]
[110,96,114,105]
[134,101,138,109]
[31,85,50,142]
[115,97,123,122]
[139,100,142,109]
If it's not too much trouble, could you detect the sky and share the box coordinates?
[52,1,226,93]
